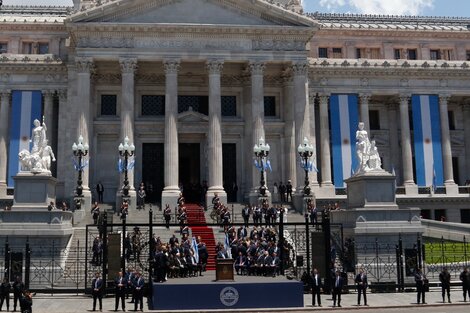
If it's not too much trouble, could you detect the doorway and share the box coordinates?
[179,143,201,203]
[142,143,164,203]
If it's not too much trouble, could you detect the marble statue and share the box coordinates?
[354,122,383,174]
[19,117,55,174]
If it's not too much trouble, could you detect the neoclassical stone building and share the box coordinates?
[0,0,470,222]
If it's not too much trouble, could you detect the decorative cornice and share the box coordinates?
[94,73,122,84]
[206,60,224,75]
[0,54,62,65]
[136,73,165,84]
[163,59,180,75]
[119,58,138,74]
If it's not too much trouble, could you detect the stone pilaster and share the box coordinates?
[399,94,417,194]
[359,93,371,132]
[439,95,458,194]
[43,90,55,145]
[75,57,94,203]
[463,102,470,182]
[388,102,401,183]
[0,90,11,197]
[161,59,181,206]
[206,60,227,204]
[56,89,68,197]
[119,58,138,206]
[282,73,296,190]
[309,94,319,188]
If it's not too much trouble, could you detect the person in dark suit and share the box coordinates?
[163,204,172,229]
[12,276,24,312]
[0,277,11,312]
[355,267,368,306]
[332,270,344,307]
[415,267,427,304]
[267,252,281,277]
[114,271,127,311]
[310,268,322,307]
[234,252,247,275]
[91,272,103,312]
[285,180,293,202]
[439,267,451,303]
[460,267,470,302]
[134,272,145,312]
[96,182,104,203]
[241,205,250,227]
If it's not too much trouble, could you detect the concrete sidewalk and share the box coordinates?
[26,288,470,312]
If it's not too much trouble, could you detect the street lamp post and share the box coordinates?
[72,135,89,209]
[118,136,135,198]
[298,137,314,196]
[253,137,270,196]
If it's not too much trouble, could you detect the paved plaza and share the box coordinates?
[25,288,469,312]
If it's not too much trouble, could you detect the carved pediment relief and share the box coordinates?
[178,109,209,123]
[68,0,315,27]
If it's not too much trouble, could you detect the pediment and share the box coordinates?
[178,109,209,123]
[68,0,315,27]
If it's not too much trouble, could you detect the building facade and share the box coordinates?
[0,0,469,222]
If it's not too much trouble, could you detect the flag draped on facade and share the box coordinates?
[7,91,42,186]
[411,95,444,187]
[330,94,359,188]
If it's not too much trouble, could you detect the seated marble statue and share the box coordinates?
[368,140,382,171]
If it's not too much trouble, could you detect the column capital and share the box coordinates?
[119,58,138,74]
[399,94,411,105]
[318,93,330,104]
[359,93,371,103]
[206,60,224,75]
[291,61,309,76]
[248,61,266,76]
[43,90,55,99]
[439,94,451,105]
[75,57,94,73]
[0,89,11,99]
[163,59,181,75]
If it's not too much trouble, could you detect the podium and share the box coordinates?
[215,258,234,281]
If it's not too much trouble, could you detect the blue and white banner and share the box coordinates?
[7,91,42,186]
[330,94,359,188]
[411,95,444,187]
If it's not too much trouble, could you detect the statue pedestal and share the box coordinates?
[331,171,423,278]
[13,173,57,210]
[248,190,271,206]
[293,192,315,214]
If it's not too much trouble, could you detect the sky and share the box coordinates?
[2,0,470,18]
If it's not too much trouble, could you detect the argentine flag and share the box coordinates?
[411,95,444,187]
[330,94,359,188]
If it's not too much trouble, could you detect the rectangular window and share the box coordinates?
[467,51,470,61]
[332,47,342,58]
[356,48,362,59]
[430,49,441,60]
[0,42,7,54]
[141,95,165,116]
[264,96,276,117]
[100,95,117,116]
[407,49,417,60]
[38,43,49,54]
[318,47,328,58]
[461,209,470,224]
[394,49,401,60]
[178,95,208,115]
[434,209,446,221]
[369,110,380,130]
[442,49,453,60]
[448,110,455,130]
[221,96,237,117]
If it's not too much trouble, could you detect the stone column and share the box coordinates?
[43,90,55,144]
[161,59,181,206]
[319,94,334,192]
[388,102,401,183]
[292,62,310,193]
[309,94,319,188]
[439,95,458,194]
[206,60,227,204]
[75,57,94,205]
[463,102,470,182]
[359,93,371,132]
[282,74,296,190]
[119,58,138,206]
[0,90,11,197]
[249,62,266,194]
[399,94,417,194]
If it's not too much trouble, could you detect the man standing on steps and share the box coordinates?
[96,181,104,203]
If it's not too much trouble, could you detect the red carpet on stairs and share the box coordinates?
[185,204,217,271]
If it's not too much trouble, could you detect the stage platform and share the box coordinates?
[151,272,304,310]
